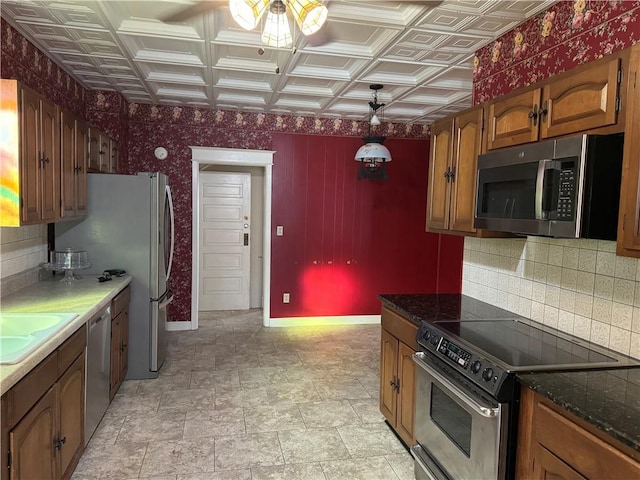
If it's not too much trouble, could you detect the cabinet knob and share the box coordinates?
[528,104,539,126]
[54,436,66,450]
[540,100,549,119]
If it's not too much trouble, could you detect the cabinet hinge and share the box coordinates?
[617,68,623,85]
[7,451,11,469]
[481,117,485,132]
[616,96,621,113]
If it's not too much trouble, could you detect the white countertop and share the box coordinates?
[0,274,132,396]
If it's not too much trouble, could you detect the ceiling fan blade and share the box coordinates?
[160,0,226,23]
[305,21,335,47]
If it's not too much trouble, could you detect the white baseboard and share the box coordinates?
[165,321,194,331]
[268,315,381,327]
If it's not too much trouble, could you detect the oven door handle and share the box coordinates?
[413,352,500,419]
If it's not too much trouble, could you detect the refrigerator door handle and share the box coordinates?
[157,289,174,309]
[165,184,175,283]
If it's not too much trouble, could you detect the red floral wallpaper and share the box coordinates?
[473,0,640,103]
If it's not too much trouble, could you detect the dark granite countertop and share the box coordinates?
[378,293,523,325]
[518,369,640,454]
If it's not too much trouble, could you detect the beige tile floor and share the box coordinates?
[72,309,415,480]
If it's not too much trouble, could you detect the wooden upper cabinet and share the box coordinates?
[449,106,484,233]
[75,119,88,216]
[19,86,41,224]
[487,53,625,152]
[487,88,541,150]
[426,118,454,231]
[617,44,640,257]
[87,128,100,171]
[540,57,621,139]
[17,84,60,225]
[61,112,88,220]
[426,107,487,235]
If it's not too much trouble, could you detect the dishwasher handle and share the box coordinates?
[89,308,111,330]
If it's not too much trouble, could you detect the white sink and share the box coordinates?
[0,312,79,364]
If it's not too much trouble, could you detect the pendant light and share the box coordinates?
[354,84,392,181]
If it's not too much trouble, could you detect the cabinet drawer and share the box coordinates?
[5,352,57,428]
[111,286,130,318]
[57,324,86,377]
[381,307,418,350]
[535,399,640,478]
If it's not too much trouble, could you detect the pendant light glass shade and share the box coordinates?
[354,142,392,163]
[261,9,293,47]
[229,0,270,30]
[286,0,329,35]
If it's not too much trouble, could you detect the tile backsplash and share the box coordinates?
[463,236,640,359]
[0,225,48,295]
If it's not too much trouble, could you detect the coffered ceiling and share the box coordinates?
[1,0,556,123]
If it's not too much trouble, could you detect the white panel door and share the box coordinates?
[199,171,251,310]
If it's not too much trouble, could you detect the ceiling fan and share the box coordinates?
[160,0,442,48]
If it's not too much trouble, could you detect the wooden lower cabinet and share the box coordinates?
[9,387,57,480]
[110,286,130,399]
[56,354,85,479]
[379,307,417,447]
[517,388,640,479]
[1,325,86,480]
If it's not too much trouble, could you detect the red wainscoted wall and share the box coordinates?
[473,0,640,103]
[270,134,463,318]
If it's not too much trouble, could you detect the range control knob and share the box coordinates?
[482,367,494,382]
[430,335,439,345]
[424,331,431,343]
[470,360,481,374]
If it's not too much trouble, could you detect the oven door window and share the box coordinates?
[430,384,472,457]
[477,163,538,219]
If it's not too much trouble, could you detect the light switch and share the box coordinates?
[276,225,284,236]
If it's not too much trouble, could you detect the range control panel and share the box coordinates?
[416,322,507,398]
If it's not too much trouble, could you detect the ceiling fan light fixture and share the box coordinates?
[286,0,328,35]
[229,0,270,30]
[261,2,293,48]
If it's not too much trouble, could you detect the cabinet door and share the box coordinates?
[109,138,118,173]
[39,98,59,222]
[120,308,129,382]
[532,444,587,480]
[541,58,620,139]
[618,46,640,256]
[110,315,122,400]
[426,118,454,231]
[487,88,541,150]
[57,353,85,479]
[19,86,41,223]
[9,386,57,480]
[60,110,76,219]
[449,106,484,233]
[379,329,398,426]
[99,135,110,173]
[75,119,88,216]
[395,341,416,446]
[88,128,100,171]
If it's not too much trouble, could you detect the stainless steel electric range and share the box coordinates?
[411,318,640,480]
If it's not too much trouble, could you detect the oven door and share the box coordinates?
[413,351,507,480]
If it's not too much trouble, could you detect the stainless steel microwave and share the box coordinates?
[474,133,624,238]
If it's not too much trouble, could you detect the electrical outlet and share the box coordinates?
[276,225,284,236]
[283,293,290,303]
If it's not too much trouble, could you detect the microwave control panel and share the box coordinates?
[556,161,576,220]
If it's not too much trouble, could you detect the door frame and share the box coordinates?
[191,146,274,329]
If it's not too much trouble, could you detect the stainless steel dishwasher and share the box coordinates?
[85,306,111,445]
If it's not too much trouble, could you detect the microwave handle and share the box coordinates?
[535,159,552,220]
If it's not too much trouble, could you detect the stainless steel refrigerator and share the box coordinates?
[56,172,175,379]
